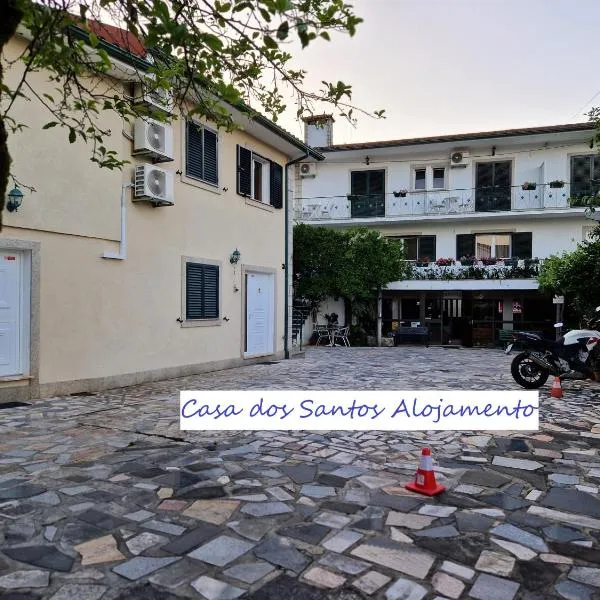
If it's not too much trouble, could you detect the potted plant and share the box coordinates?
[504,257,518,267]
[522,182,537,191]
[549,180,565,188]
[435,257,454,266]
[417,256,431,267]
[460,254,476,266]
[393,189,408,198]
[481,257,497,266]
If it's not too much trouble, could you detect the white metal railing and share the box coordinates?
[295,183,573,221]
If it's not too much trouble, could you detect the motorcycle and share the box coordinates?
[506,307,600,389]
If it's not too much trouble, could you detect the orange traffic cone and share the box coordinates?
[551,376,563,398]
[405,447,446,496]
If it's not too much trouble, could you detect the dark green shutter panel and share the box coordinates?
[186,121,204,180]
[270,161,283,209]
[186,263,204,319]
[456,234,475,259]
[186,263,219,319]
[350,171,368,196]
[202,265,219,318]
[203,129,218,185]
[418,236,436,261]
[511,232,532,259]
[237,145,252,196]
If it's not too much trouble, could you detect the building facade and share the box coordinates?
[0,24,321,402]
[295,117,597,346]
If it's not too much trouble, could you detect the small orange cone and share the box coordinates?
[551,376,563,398]
[405,447,446,496]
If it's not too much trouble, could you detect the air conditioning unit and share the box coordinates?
[133,81,174,114]
[133,118,174,162]
[134,164,174,206]
[299,162,317,178]
[450,150,470,168]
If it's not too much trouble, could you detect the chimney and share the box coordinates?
[303,114,334,147]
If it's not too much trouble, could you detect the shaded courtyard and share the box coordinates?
[1,347,600,599]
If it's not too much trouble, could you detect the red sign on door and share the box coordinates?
[4,256,15,261]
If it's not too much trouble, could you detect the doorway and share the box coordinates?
[244,271,275,357]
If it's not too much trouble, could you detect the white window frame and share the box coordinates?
[432,167,446,189]
[413,168,427,191]
[475,233,512,260]
[251,154,270,203]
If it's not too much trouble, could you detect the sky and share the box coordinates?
[275,0,600,145]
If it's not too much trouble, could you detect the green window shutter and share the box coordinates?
[237,145,252,196]
[269,161,283,209]
[418,236,436,261]
[186,263,219,320]
[456,234,475,259]
[511,232,532,259]
[203,129,218,185]
[186,121,204,180]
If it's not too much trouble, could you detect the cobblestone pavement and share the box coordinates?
[2,347,600,600]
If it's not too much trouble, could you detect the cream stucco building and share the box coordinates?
[1,22,322,401]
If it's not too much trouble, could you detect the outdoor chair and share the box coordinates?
[332,326,350,347]
[314,324,332,346]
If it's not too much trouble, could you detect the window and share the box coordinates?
[432,168,445,189]
[392,235,436,261]
[185,262,219,320]
[456,232,532,260]
[475,161,511,211]
[185,121,218,185]
[414,169,426,191]
[237,146,283,208]
[475,234,511,259]
[571,155,600,198]
[349,169,385,217]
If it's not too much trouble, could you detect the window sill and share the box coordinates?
[180,318,222,328]
[245,198,275,213]
[180,174,222,195]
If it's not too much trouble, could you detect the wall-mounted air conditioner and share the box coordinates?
[299,162,317,178]
[134,164,174,206]
[133,118,174,162]
[133,81,174,114]
[450,150,470,168]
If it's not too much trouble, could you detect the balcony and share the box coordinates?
[296,183,575,222]
[405,259,541,281]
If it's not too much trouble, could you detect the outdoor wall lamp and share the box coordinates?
[6,185,24,212]
[230,248,241,264]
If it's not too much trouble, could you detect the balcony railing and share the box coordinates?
[404,259,541,281]
[296,183,575,221]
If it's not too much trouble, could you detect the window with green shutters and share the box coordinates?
[237,145,284,209]
[185,121,218,185]
[185,262,219,320]
[390,235,436,261]
[456,232,532,260]
[570,155,600,199]
[349,169,386,217]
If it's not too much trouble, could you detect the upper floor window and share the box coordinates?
[237,146,283,208]
[456,232,532,260]
[185,121,218,185]
[432,168,446,189]
[349,169,385,218]
[475,234,511,259]
[571,155,600,199]
[390,235,436,262]
[414,168,426,191]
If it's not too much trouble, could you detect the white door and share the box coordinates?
[245,272,274,356]
[0,253,22,376]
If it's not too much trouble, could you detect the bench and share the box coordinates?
[394,326,429,347]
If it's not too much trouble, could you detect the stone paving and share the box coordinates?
[1,347,600,599]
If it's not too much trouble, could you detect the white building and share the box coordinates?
[295,116,597,346]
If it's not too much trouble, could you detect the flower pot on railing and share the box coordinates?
[549,180,565,189]
[522,182,537,191]
[393,190,408,198]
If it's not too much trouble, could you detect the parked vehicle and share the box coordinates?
[506,307,600,389]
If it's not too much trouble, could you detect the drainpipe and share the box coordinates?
[284,152,309,359]
[103,183,133,260]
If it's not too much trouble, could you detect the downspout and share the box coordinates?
[103,183,133,260]
[284,152,309,359]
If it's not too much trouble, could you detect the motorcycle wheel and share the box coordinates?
[511,352,550,389]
